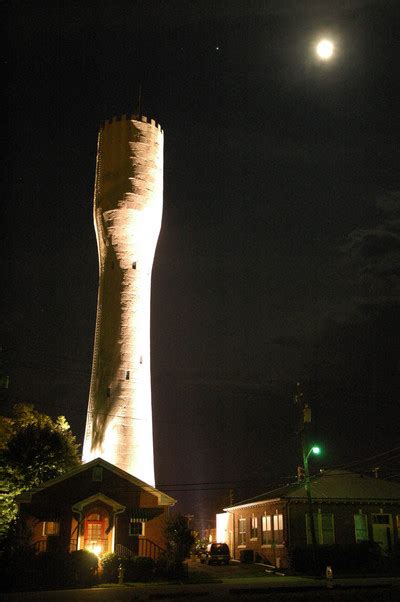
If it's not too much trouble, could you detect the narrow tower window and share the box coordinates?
[132,261,137,269]
[126,371,130,380]
[107,386,111,397]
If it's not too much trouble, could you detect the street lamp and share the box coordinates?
[303,445,321,574]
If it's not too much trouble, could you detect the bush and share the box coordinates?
[154,552,187,581]
[2,547,98,591]
[100,552,123,583]
[1,544,39,592]
[290,542,383,575]
[69,549,98,587]
[124,556,155,582]
[35,549,72,589]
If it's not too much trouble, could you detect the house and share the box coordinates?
[16,457,176,560]
[217,470,400,568]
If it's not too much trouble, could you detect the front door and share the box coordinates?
[84,515,106,555]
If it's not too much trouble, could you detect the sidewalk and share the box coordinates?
[3,574,399,601]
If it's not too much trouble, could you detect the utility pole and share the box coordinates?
[295,382,318,574]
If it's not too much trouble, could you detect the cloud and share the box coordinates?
[343,191,400,303]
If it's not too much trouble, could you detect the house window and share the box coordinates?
[250,516,258,539]
[261,515,272,545]
[238,518,246,545]
[126,370,130,380]
[372,514,390,525]
[132,261,137,269]
[129,521,144,536]
[306,512,335,545]
[273,513,284,544]
[42,521,60,536]
[354,513,368,542]
[92,466,103,482]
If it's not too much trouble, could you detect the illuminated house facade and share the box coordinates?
[218,471,400,568]
[17,458,175,558]
[82,115,164,487]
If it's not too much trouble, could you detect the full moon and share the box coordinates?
[316,39,334,60]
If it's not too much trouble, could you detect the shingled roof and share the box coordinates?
[225,470,400,510]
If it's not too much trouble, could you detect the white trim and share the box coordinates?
[72,492,125,513]
[224,498,281,511]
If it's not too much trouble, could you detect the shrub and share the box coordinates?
[36,550,73,589]
[69,549,98,587]
[1,544,39,592]
[290,542,383,575]
[154,552,187,581]
[100,552,123,583]
[124,555,155,582]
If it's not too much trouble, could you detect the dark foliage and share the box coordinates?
[100,553,155,583]
[2,548,98,592]
[290,542,385,574]
[0,404,80,543]
[100,552,123,583]
[123,556,155,582]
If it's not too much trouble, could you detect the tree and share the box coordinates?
[163,513,194,572]
[0,404,81,542]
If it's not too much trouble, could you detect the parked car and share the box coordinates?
[200,543,230,565]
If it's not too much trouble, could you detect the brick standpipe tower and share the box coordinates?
[82,115,163,487]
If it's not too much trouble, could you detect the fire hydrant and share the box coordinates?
[118,563,125,585]
[326,565,333,589]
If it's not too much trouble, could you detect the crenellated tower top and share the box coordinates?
[100,114,164,134]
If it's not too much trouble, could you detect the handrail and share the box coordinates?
[115,538,165,561]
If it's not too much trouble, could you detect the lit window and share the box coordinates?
[261,515,272,545]
[273,513,284,544]
[250,516,258,539]
[92,466,103,482]
[238,517,246,545]
[129,521,144,536]
[42,521,60,536]
[306,512,335,544]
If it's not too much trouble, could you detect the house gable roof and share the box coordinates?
[16,457,176,506]
[71,492,125,513]
[225,470,400,510]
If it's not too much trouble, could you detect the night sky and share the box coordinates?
[3,1,400,523]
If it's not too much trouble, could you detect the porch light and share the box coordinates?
[88,544,102,557]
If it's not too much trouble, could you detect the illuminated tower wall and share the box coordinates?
[82,115,163,487]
